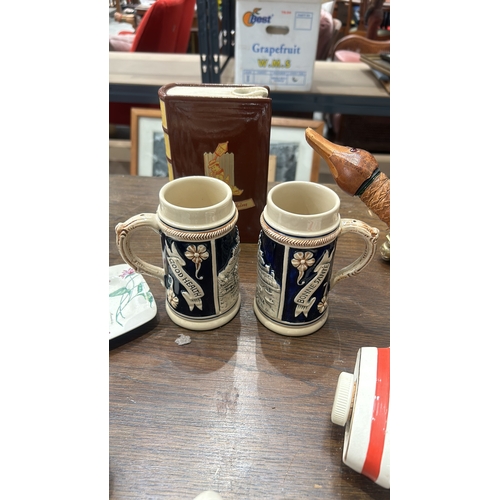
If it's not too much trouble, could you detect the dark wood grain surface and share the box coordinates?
[109,175,390,499]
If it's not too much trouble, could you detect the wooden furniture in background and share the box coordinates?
[332,34,390,61]
[350,0,369,37]
[109,174,390,500]
[329,34,389,153]
[334,0,390,39]
[364,0,388,39]
[109,0,122,14]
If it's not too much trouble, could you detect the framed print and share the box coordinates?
[130,108,166,176]
[269,117,324,182]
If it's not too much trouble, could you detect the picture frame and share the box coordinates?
[269,117,324,182]
[130,108,325,181]
[130,108,167,176]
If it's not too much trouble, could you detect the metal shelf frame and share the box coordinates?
[196,0,235,83]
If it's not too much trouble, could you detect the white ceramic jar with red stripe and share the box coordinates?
[331,347,390,489]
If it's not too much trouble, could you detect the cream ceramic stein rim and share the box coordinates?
[158,176,235,231]
[263,181,341,237]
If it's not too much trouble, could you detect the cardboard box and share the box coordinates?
[234,0,322,91]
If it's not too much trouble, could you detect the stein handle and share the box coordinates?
[115,214,165,283]
[330,219,380,287]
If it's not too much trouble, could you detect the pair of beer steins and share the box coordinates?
[116,176,379,337]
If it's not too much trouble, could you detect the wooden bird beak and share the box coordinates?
[305,128,380,196]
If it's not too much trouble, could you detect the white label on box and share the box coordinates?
[294,12,314,30]
[242,69,307,86]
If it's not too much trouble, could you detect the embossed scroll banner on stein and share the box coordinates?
[253,182,379,337]
[116,176,241,331]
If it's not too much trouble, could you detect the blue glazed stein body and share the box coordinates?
[160,222,240,326]
[256,225,338,331]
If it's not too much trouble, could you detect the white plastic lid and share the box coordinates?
[331,372,355,426]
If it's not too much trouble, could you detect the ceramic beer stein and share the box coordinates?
[253,181,379,336]
[115,176,241,331]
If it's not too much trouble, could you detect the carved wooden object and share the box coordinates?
[305,128,390,228]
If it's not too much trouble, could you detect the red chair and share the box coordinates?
[109,0,197,126]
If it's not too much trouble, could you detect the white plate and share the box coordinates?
[109,264,157,340]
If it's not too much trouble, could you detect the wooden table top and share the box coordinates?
[109,175,390,499]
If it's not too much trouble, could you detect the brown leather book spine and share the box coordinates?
[158,83,272,243]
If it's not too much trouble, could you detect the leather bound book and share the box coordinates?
[158,83,272,243]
